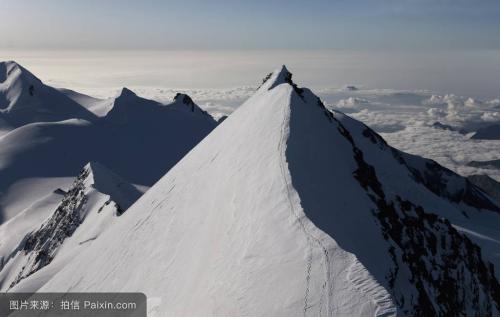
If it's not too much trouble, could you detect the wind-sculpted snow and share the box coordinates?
[33,66,500,316]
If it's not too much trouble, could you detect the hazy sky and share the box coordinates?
[1,1,499,98]
[1,0,500,50]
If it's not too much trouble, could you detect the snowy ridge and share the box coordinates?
[276,88,331,316]
[105,88,213,124]
[0,162,141,291]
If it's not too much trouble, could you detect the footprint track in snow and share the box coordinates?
[278,96,331,317]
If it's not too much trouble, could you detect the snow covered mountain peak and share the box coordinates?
[259,64,294,90]
[0,61,96,128]
[171,92,210,116]
[105,88,159,122]
[257,65,306,102]
[173,92,194,105]
[0,61,41,88]
[116,87,138,99]
[0,61,43,109]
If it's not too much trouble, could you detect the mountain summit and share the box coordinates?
[38,66,500,316]
[0,61,96,129]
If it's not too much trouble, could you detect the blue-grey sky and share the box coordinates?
[1,0,500,50]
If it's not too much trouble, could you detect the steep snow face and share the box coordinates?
[0,61,96,129]
[39,67,500,316]
[0,162,141,291]
[58,88,110,117]
[0,85,217,223]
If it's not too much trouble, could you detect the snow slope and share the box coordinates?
[0,61,96,131]
[0,81,217,223]
[0,162,141,291]
[39,66,500,316]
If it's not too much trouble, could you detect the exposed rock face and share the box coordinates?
[315,95,500,315]
[11,169,92,287]
[7,162,139,289]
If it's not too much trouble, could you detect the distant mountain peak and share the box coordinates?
[105,88,150,122]
[0,61,41,101]
[1,60,20,68]
[174,93,194,106]
[172,92,211,117]
[0,60,41,87]
[0,60,96,127]
[116,87,137,99]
